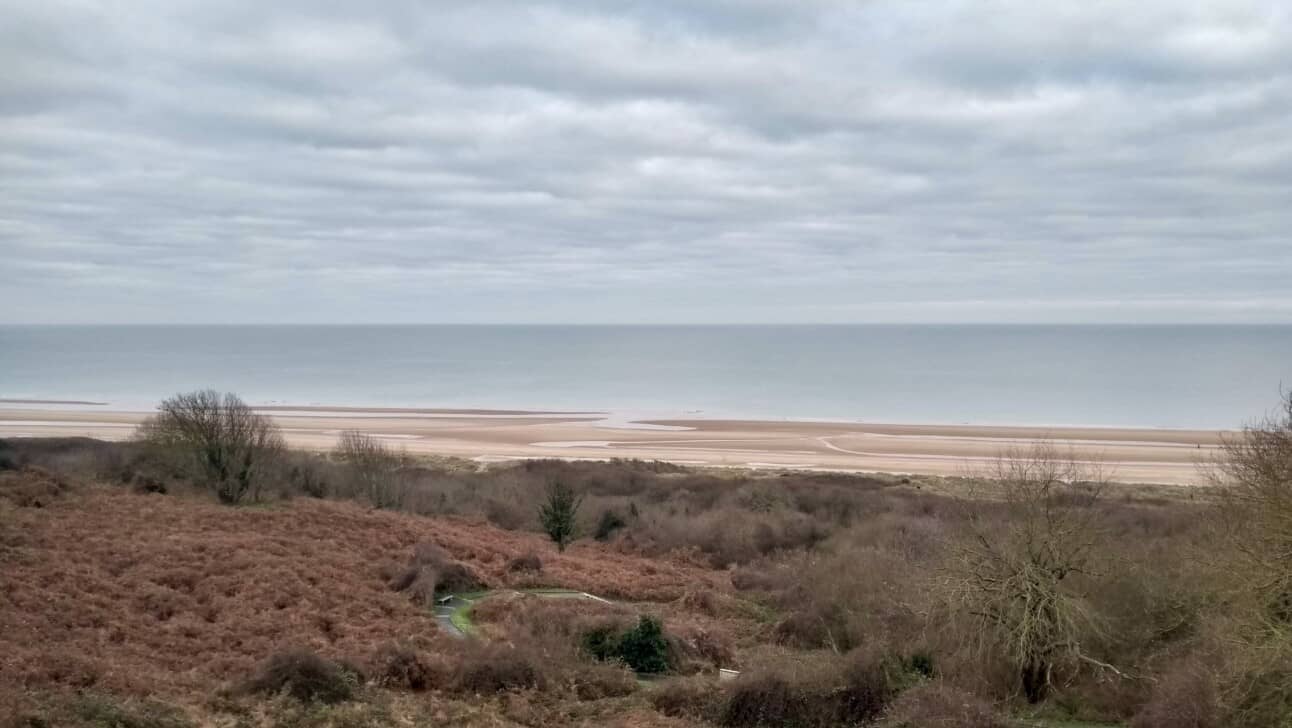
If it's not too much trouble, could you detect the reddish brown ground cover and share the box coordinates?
[0,475,719,713]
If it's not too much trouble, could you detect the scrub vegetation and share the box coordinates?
[2,389,1290,727]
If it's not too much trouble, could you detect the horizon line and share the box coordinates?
[3,321,1292,327]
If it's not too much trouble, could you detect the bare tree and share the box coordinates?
[136,390,284,504]
[1211,391,1292,725]
[539,480,583,552]
[1214,391,1292,626]
[944,442,1111,702]
[332,429,406,509]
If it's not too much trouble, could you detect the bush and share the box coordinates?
[135,390,284,504]
[370,642,433,691]
[505,552,543,573]
[385,542,485,604]
[14,693,196,728]
[240,649,358,704]
[539,480,583,552]
[838,649,907,724]
[453,644,543,693]
[718,652,907,728]
[569,662,639,700]
[436,561,485,594]
[669,624,736,671]
[582,624,621,662]
[721,670,835,727]
[333,430,405,508]
[619,616,672,674]
[651,676,723,721]
[1131,664,1219,728]
[1225,651,1292,728]
[582,616,674,674]
[595,508,627,541]
[879,681,1006,728]
[283,455,330,499]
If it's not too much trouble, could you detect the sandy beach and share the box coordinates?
[0,403,1227,485]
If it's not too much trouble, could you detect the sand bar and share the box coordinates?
[0,405,1229,485]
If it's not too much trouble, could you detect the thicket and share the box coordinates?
[6,389,1292,727]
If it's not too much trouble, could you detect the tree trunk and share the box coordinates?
[1022,661,1049,703]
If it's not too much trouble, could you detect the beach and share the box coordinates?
[0,402,1226,485]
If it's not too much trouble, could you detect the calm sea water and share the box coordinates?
[1,325,1289,428]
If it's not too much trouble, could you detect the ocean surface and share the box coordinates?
[1,325,1289,429]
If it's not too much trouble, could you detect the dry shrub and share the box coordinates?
[472,592,632,647]
[719,650,905,728]
[238,648,358,704]
[332,429,407,509]
[6,693,196,728]
[136,587,183,622]
[405,569,438,607]
[369,642,433,691]
[1131,663,1219,728]
[0,467,73,508]
[879,681,1006,728]
[677,589,718,615]
[651,676,723,721]
[766,545,929,655]
[21,653,103,689]
[385,541,486,605]
[566,661,639,700]
[436,562,486,594]
[1223,647,1292,728]
[506,552,543,573]
[721,668,836,727]
[453,643,544,693]
[836,648,909,724]
[731,565,779,592]
[411,540,450,566]
[633,507,828,568]
[668,623,736,672]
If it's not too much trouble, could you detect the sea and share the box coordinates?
[1,325,1289,429]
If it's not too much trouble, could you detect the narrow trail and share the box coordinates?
[433,589,612,640]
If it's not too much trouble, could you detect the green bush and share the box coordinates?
[582,624,622,662]
[904,651,935,679]
[582,616,674,674]
[618,616,672,674]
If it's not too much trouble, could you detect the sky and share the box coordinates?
[2,1,1291,324]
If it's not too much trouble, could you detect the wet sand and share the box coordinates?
[0,405,1227,485]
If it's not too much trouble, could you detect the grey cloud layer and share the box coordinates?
[2,0,1290,322]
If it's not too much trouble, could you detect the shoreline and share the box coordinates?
[0,402,1229,486]
[0,397,1240,432]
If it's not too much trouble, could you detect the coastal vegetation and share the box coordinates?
[539,479,583,552]
[1,389,1290,727]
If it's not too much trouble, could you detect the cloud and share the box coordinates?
[1,0,1289,322]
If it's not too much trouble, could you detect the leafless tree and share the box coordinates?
[944,442,1113,702]
[136,390,284,504]
[1214,391,1292,627]
[332,429,406,509]
[1211,391,1292,725]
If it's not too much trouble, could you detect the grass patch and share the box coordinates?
[449,602,477,636]
[444,588,603,638]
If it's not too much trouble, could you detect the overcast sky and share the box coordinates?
[2,1,1290,324]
